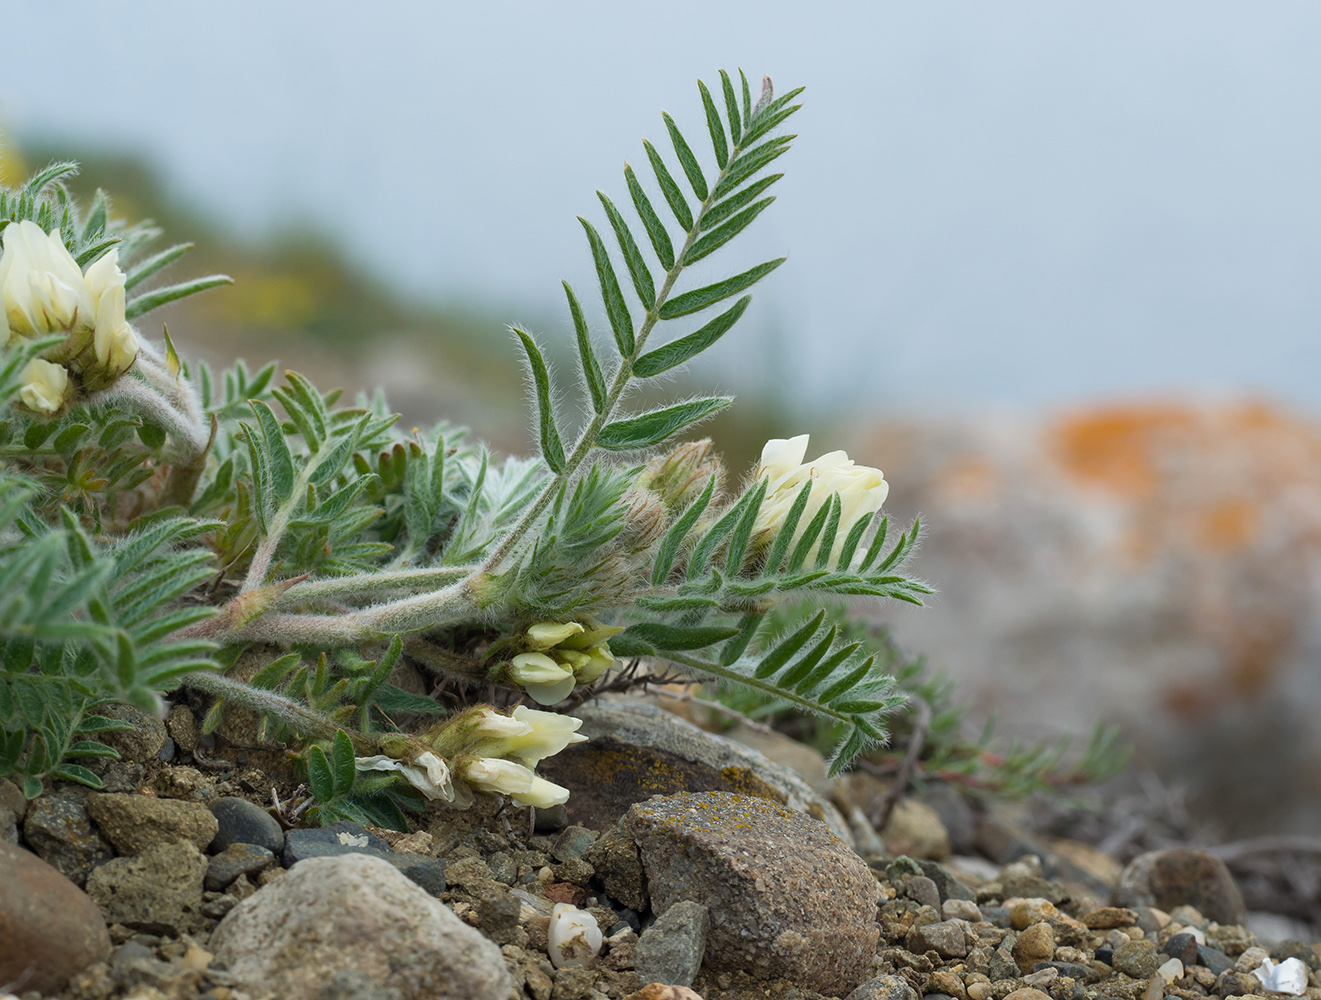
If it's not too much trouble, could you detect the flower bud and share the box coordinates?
[508,651,576,705]
[17,358,69,416]
[618,485,668,551]
[503,705,587,766]
[525,621,586,651]
[639,438,724,512]
[570,645,614,684]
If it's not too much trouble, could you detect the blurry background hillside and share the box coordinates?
[6,1,1321,838]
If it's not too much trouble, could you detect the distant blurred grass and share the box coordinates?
[10,140,839,476]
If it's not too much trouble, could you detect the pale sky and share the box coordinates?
[5,2,1321,412]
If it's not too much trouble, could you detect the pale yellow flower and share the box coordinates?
[508,651,576,705]
[754,434,889,566]
[0,221,94,338]
[18,358,68,415]
[462,757,570,808]
[525,621,586,651]
[84,249,137,373]
[501,705,587,767]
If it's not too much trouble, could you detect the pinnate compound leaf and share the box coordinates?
[578,218,634,355]
[633,296,750,377]
[514,327,565,473]
[711,135,794,202]
[702,174,782,230]
[598,397,730,452]
[684,197,775,265]
[659,259,784,320]
[652,475,718,586]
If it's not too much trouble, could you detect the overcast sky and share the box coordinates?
[5,2,1321,413]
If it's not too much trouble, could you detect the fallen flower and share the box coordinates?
[1253,957,1307,996]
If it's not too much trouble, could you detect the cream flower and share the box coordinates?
[500,705,587,767]
[354,750,453,802]
[470,705,536,740]
[462,757,570,808]
[84,249,137,373]
[18,358,69,415]
[0,221,94,338]
[508,651,577,705]
[753,434,889,566]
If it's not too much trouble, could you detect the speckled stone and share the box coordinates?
[92,703,167,763]
[87,792,218,855]
[1113,849,1246,927]
[625,791,880,994]
[1112,939,1160,979]
[22,786,114,886]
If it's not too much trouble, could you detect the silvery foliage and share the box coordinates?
[0,72,931,816]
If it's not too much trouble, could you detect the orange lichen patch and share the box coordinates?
[1051,403,1200,499]
[1193,500,1259,552]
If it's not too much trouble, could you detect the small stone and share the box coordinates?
[93,704,167,763]
[846,974,921,1000]
[283,821,446,892]
[1141,976,1163,1000]
[919,860,977,903]
[22,786,116,887]
[474,890,522,945]
[85,840,208,935]
[209,853,512,1000]
[1162,932,1200,966]
[903,874,941,910]
[625,987,703,1000]
[1198,944,1236,976]
[534,804,569,832]
[208,797,285,854]
[550,826,598,862]
[967,983,991,1000]
[1083,907,1139,930]
[1034,962,1099,984]
[1157,957,1184,983]
[1009,898,1060,930]
[1235,947,1270,974]
[1205,922,1256,957]
[205,843,275,892]
[87,792,218,855]
[1003,990,1053,1000]
[989,945,1021,981]
[882,798,952,860]
[582,821,648,912]
[0,840,110,995]
[633,900,709,988]
[907,919,975,960]
[166,705,201,754]
[943,898,982,922]
[1168,905,1208,929]
[1023,968,1058,987]
[0,778,27,823]
[1113,939,1160,979]
[1014,922,1056,972]
[929,968,966,998]
[1114,850,1247,927]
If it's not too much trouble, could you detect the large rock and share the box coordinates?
[541,698,853,846]
[209,853,512,1000]
[858,402,1321,834]
[87,792,218,855]
[625,791,880,993]
[1114,848,1246,926]
[85,840,208,934]
[22,786,114,886]
[0,840,109,994]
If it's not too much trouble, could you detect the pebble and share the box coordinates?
[165,705,201,754]
[943,898,982,922]
[550,825,598,862]
[1114,849,1246,927]
[1234,946,1270,973]
[1008,897,1059,929]
[625,987,703,1000]
[907,919,976,960]
[209,853,512,1000]
[208,797,285,854]
[205,843,276,892]
[93,703,168,763]
[1022,967,1058,987]
[1156,957,1183,983]
[633,900,709,988]
[1160,931,1200,966]
[1013,922,1056,972]
[0,840,110,994]
[85,840,208,935]
[626,791,880,994]
[918,859,977,903]
[845,974,920,1000]
[1082,907,1138,929]
[1112,939,1159,979]
[1195,944,1234,975]
[86,792,218,855]
[21,786,114,885]
[903,874,941,910]
[1002,989,1052,1000]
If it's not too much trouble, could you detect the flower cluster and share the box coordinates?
[753,434,889,566]
[358,704,587,809]
[1,220,138,414]
[507,620,622,705]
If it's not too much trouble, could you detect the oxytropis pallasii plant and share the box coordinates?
[0,72,940,827]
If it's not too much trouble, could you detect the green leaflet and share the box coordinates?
[578,218,634,355]
[597,398,730,451]
[633,297,750,377]
[513,327,566,473]
[659,259,784,319]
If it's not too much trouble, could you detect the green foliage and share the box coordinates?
[0,69,1126,810]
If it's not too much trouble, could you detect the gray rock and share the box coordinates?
[918,859,978,902]
[1161,932,1199,966]
[533,804,569,832]
[0,777,27,823]
[319,968,405,1000]
[166,704,201,754]
[209,796,285,854]
[1196,944,1234,976]
[1112,938,1159,979]
[544,698,854,847]
[1034,961,1101,984]
[0,804,16,844]
[87,791,218,855]
[943,898,982,922]
[22,786,114,886]
[0,840,110,995]
[92,703,167,763]
[85,840,208,935]
[633,900,709,988]
[72,757,145,793]
[625,791,880,994]
[906,919,975,960]
[209,853,513,1000]
[989,944,1021,981]
[901,873,941,910]
[1114,849,1246,927]
[283,821,390,865]
[206,843,276,891]
[846,974,921,1000]
[582,820,648,912]
[550,825,597,862]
